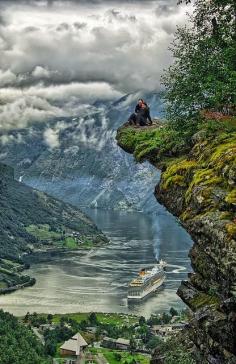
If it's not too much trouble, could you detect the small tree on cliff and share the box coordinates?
[162,0,236,129]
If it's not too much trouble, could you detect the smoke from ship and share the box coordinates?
[150,213,162,260]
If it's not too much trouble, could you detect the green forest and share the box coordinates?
[0,310,49,364]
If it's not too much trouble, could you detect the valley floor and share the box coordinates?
[21,310,187,364]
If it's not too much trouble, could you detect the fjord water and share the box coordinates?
[0,206,192,317]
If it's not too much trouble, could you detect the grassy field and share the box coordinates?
[51,312,139,326]
[63,237,78,249]
[90,348,150,364]
[26,224,79,249]
[54,348,150,364]
[26,225,96,250]
[26,224,62,241]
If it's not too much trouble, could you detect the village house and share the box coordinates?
[151,323,187,337]
[102,337,130,351]
[39,323,56,332]
[60,332,88,361]
[86,326,97,334]
[66,231,81,238]
[102,337,116,349]
[116,338,130,350]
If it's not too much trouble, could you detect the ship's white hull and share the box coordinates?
[127,275,165,300]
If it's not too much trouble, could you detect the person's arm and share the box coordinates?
[147,107,152,123]
[135,104,140,113]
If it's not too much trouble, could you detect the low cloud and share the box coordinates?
[0,82,122,130]
[0,0,192,130]
[0,132,23,145]
[32,66,51,78]
[0,69,17,86]
[43,127,60,148]
[0,94,64,130]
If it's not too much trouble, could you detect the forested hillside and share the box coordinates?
[0,310,49,364]
[0,162,107,293]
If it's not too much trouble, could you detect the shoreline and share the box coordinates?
[0,242,107,296]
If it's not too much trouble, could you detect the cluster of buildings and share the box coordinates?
[54,332,131,363]
[66,231,81,238]
[44,318,188,363]
[151,323,188,338]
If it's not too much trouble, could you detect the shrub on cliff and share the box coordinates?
[153,336,196,364]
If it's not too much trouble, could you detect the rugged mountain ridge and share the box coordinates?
[0,162,107,293]
[116,122,236,363]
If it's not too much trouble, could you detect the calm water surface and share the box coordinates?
[0,208,193,317]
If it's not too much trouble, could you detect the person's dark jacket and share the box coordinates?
[137,106,152,124]
[135,102,148,114]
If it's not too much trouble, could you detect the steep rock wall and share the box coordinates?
[116,123,236,363]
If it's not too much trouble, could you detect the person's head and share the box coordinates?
[138,99,144,106]
[141,102,146,109]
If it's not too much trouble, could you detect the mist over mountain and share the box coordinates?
[0,92,163,210]
[0,0,191,210]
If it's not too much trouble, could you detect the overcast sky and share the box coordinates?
[0,0,192,130]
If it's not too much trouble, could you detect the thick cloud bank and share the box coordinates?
[0,0,191,130]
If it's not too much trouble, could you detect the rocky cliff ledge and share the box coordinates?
[116,121,236,363]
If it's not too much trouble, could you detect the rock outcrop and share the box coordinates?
[116,122,236,363]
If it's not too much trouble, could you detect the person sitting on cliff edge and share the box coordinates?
[128,99,152,126]
[137,102,152,126]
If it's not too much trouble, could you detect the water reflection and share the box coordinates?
[0,209,192,317]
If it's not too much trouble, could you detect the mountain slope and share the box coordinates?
[116,120,236,363]
[0,93,163,210]
[0,162,107,292]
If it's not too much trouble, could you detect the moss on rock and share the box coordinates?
[189,292,220,310]
[116,123,190,164]
[225,223,236,239]
[161,159,197,190]
[225,190,236,204]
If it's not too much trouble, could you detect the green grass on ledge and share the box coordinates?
[116,124,188,163]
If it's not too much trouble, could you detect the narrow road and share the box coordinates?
[32,327,45,345]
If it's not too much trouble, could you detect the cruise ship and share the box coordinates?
[128,260,167,301]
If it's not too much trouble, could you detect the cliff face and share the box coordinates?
[116,122,236,363]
